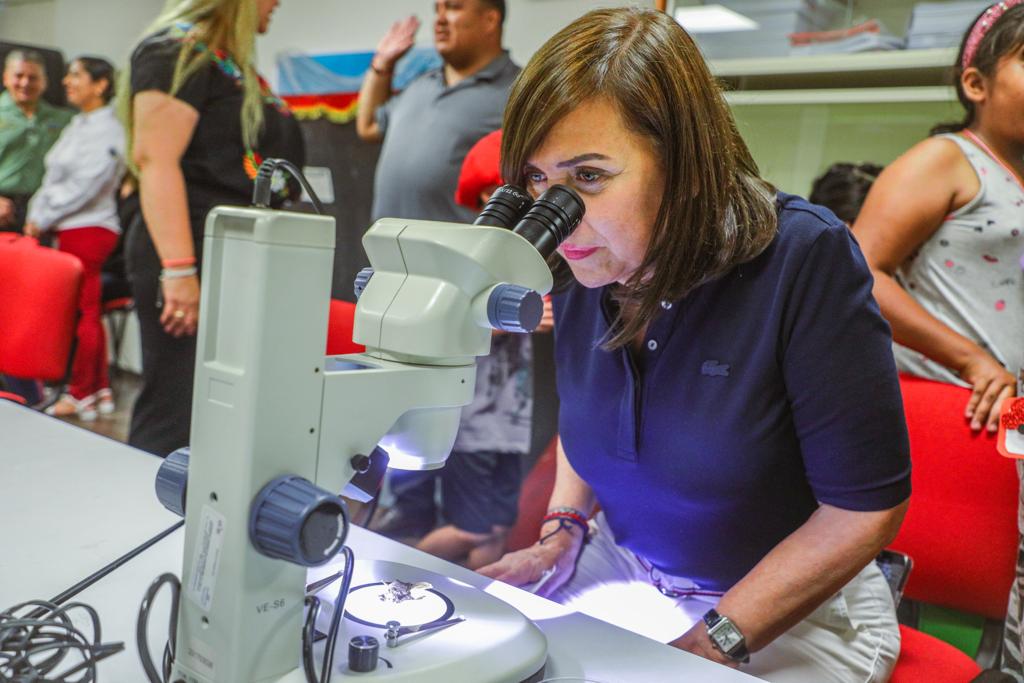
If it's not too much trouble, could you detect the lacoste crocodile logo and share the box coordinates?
[701,360,730,377]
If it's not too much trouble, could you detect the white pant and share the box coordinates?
[549,513,901,683]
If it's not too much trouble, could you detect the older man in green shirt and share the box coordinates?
[0,50,73,233]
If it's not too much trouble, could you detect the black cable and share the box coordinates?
[0,599,124,682]
[320,546,355,683]
[252,158,324,215]
[136,573,180,683]
[38,521,184,620]
[355,495,380,529]
[301,546,356,683]
[302,596,322,683]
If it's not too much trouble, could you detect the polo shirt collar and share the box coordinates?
[432,49,513,89]
[0,91,20,116]
[0,91,52,121]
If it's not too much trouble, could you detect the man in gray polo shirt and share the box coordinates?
[357,1,528,567]
[356,0,518,223]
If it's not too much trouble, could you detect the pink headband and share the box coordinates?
[962,0,1024,69]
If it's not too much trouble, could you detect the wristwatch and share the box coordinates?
[702,609,750,663]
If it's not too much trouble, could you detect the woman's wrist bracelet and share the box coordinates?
[161,256,196,268]
[539,508,590,545]
[159,266,198,281]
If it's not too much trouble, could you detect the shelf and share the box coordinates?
[711,47,956,77]
[711,47,958,90]
[725,85,956,105]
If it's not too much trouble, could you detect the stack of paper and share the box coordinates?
[693,0,846,60]
[906,1,991,49]
[790,19,905,55]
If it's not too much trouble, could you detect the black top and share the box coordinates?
[129,27,305,245]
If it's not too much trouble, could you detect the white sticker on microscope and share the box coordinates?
[187,504,226,611]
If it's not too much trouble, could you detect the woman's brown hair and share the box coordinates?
[500,7,777,349]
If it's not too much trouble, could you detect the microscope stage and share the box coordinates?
[309,559,547,682]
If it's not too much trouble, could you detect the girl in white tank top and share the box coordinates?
[853,4,1024,679]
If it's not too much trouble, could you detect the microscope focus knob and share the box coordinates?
[488,284,544,333]
[348,635,379,672]
[249,476,349,567]
[155,447,190,517]
[354,267,374,300]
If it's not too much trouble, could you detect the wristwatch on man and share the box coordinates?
[702,609,750,663]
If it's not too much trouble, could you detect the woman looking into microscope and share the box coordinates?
[479,9,910,682]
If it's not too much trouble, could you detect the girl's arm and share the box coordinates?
[853,136,1014,432]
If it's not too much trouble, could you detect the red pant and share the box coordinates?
[57,228,119,401]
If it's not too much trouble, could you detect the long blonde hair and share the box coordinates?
[501,8,777,349]
[120,0,263,162]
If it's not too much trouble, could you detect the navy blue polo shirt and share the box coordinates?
[553,193,911,592]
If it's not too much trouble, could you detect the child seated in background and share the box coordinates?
[373,130,553,569]
[809,161,883,226]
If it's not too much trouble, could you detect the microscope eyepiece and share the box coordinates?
[512,185,584,259]
[473,184,533,228]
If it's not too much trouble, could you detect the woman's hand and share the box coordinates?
[477,525,584,599]
[373,16,420,73]
[670,622,739,669]
[959,352,1016,432]
[23,221,42,238]
[160,274,200,337]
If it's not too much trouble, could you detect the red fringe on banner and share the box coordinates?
[282,92,360,123]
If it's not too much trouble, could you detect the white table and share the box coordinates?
[0,401,760,682]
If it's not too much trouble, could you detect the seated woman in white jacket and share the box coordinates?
[25,56,125,420]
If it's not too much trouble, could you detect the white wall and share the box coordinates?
[261,0,655,81]
[0,0,161,63]
[1,0,653,83]
[0,0,57,48]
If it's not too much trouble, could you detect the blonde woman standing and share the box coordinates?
[122,0,305,456]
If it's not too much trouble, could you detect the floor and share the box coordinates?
[54,368,141,443]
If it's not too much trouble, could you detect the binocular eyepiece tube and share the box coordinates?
[474,184,585,258]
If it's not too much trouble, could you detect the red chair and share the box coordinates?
[507,436,560,552]
[887,374,1019,681]
[326,299,364,356]
[894,625,983,682]
[0,235,83,407]
[102,296,134,372]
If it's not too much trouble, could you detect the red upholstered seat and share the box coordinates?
[0,235,83,383]
[326,299,365,356]
[891,624,982,682]
[507,436,559,552]
[888,374,1018,619]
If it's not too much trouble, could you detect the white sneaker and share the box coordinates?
[45,394,98,422]
[93,388,115,415]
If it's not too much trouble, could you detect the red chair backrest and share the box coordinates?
[326,299,364,356]
[507,436,559,552]
[888,374,1019,619]
[0,235,83,380]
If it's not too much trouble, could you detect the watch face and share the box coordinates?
[713,621,744,651]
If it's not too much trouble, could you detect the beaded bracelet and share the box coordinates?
[539,507,589,545]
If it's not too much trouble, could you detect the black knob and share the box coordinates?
[348,635,379,673]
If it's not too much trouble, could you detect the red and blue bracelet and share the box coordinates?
[539,506,590,545]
